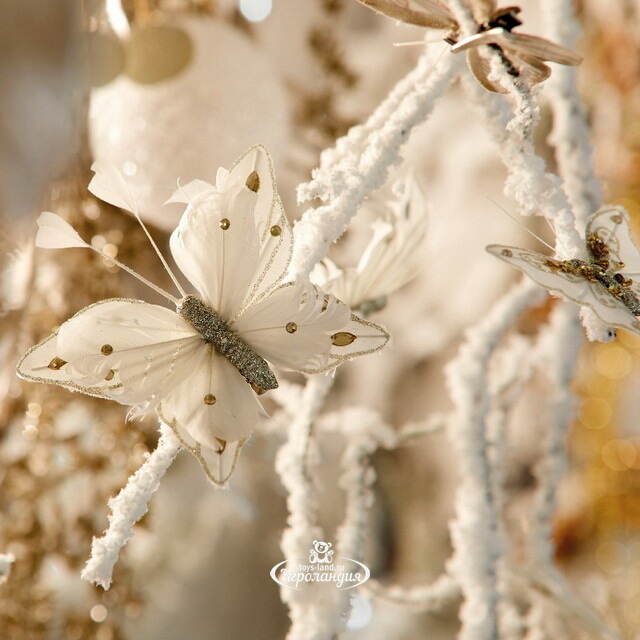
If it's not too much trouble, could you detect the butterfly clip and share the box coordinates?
[356,0,581,92]
[487,207,640,336]
[17,146,389,486]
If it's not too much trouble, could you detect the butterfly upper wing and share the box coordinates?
[169,169,261,320]
[469,0,497,24]
[17,299,202,405]
[586,207,640,276]
[226,146,293,318]
[355,0,457,29]
[168,146,292,323]
[233,282,389,374]
[497,31,582,66]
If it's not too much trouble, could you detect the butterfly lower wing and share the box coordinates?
[584,281,640,333]
[158,347,265,484]
[465,47,507,93]
[17,298,202,405]
[508,51,551,86]
[586,207,640,275]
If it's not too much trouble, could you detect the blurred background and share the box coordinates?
[1,1,640,638]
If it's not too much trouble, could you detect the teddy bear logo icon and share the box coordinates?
[308,540,334,564]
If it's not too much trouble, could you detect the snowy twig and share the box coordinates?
[363,572,462,612]
[445,278,545,640]
[541,0,609,342]
[0,553,15,584]
[275,374,332,639]
[288,51,459,281]
[81,422,181,589]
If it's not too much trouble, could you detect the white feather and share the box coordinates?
[35,212,88,249]
[88,162,138,212]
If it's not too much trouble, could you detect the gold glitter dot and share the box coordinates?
[270,225,282,237]
[47,356,67,370]
[331,332,357,346]
[101,344,114,355]
[286,322,297,333]
[501,249,513,257]
[203,393,216,405]
[215,437,227,453]
[90,604,108,623]
[219,218,230,230]
[104,369,115,381]
[246,171,260,192]
[611,214,623,224]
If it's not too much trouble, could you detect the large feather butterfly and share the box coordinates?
[17,146,389,485]
[487,207,640,335]
[355,0,581,93]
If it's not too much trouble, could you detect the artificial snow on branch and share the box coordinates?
[81,423,181,589]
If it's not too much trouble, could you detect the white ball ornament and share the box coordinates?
[89,16,290,230]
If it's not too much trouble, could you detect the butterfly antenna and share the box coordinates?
[486,197,556,252]
[393,38,443,47]
[87,245,180,305]
[121,176,187,298]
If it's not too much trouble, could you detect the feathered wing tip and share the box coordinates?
[165,178,216,205]
[355,0,456,30]
[35,212,89,249]
[88,161,138,212]
[164,418,248,487]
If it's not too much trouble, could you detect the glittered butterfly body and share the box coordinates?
[17,146,389,484]
[487,208,640,334]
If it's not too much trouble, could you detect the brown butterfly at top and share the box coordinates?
[356,0,582,92]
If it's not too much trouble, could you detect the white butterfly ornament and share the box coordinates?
[487,207,640,336]
[17,147,389,485]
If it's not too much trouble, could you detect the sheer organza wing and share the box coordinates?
[17,298,202,405]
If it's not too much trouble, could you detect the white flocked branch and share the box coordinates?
[82,422,181,589]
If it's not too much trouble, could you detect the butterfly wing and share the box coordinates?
[168,146,292,322]
[469,0,497,24]
[487,245,640,334]
[233,282,389,374]
[356,0,456,29]
[497,31,582,66]
[17,299,202,405]
[586,207,640,276]
[465,47,507,93]
[226,146,293,317]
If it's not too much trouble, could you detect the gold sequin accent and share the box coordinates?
[270,225,282,237]
[501,249,513,257]
[246,171,260,192]
[219,218,230,230]
[203,393,217,405]
[101,344,114,355]
[47,357,67,370]
[286,322,298,334]
[215,437,227,453]
[105,369,115,381]
[331,332,357,346]
[611,214,623,224]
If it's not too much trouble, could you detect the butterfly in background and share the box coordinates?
[355,0,581,92]
[487,207,640,335]
[17,146,389,485]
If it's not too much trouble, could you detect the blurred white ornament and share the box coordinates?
[89,16,290,230]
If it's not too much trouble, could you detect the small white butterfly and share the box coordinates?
[17,146,389,485]
[356,1,581,93]
[487,207,640,335]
